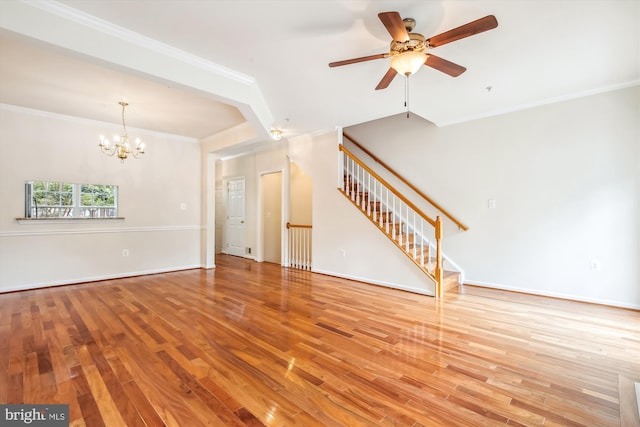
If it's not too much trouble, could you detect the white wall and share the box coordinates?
[344,87,639,308]
[0,105,202,291]
[261,172,282,263]
[289,161,312,225]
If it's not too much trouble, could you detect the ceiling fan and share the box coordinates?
[329,12,498,90]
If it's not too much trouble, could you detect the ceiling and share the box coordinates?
[1,0,638,152]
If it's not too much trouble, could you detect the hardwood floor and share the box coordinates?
[1,255,638,426]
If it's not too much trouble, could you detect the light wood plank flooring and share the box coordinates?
[1,254,638,426]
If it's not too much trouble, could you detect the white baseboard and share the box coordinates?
[311,268,435,297]
[464,279,640,310]
[1,264,203,293]
[220,250,255,261]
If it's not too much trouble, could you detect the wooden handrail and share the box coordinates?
[286,222,312,229]
[342,132,469,231]
[339,144,436,227]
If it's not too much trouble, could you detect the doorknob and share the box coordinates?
[241,220,244,224]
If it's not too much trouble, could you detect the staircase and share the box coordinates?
[338,143,463,298]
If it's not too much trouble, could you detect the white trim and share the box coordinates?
[635,382,640,419]
[311,268,434,297]
[217,140,287,161]
[26,0,255,86]
[221,250,256,262]
[203,153,217,269]
[16,218,125,225]
[464,279,640,310]
[282,159,291,268]
[0,264,203,293]
[0,225,202,237]
[0,103,199,144]
[437,80,640,127]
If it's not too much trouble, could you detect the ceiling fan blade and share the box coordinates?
[378,12,409,42]
[425,55,466,77]
[329,53,387,67]
[375,68,398,90]
[427,15,498,47]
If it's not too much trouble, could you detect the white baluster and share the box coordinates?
[341,151,346,192]
[367,172,371,216]
[391,194,395,238]
[420,221,424,267]
[398,202,403,246]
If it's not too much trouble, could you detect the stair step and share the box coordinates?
[442,271,460,292]
[377,222,403,234]
[372,210,393,222]
[396,234,418,244]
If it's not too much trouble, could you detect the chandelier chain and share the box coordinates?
[120,102,128,137]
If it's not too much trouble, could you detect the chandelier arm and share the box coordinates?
[99,145,118,156]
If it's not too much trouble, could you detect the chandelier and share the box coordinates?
[98,101,145,162]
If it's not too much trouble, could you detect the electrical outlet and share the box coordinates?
[589,260,601,271]
[339,249,346,258]
[122,249,129,257]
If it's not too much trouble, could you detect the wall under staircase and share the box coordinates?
[338,141,465,298]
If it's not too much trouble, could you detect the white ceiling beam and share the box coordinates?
[0,0,274,141]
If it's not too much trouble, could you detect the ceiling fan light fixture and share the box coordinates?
[391,51,427,76]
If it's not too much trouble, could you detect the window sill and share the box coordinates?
[16,217,125,224]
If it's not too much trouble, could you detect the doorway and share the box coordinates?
[261,172,282,264]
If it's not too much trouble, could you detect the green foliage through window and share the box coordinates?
[25,181,118,218]
[80,184,116,207]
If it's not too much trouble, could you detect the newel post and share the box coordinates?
[435,216,444,299]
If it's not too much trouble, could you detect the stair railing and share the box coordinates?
[343,132,468,231]
[339,144,445,298]
[286,222,312,271]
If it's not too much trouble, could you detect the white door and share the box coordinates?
[226,178,245,257]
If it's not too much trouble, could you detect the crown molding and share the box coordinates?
[0,103,200,144]
[437,80,640,127]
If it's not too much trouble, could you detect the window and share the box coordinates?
[25,181,118,218]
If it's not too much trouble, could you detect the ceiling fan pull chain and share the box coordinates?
[405,75,410,118]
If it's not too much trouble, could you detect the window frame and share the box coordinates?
[23,181,120,219]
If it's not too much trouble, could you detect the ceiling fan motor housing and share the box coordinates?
[390,32,427,57]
